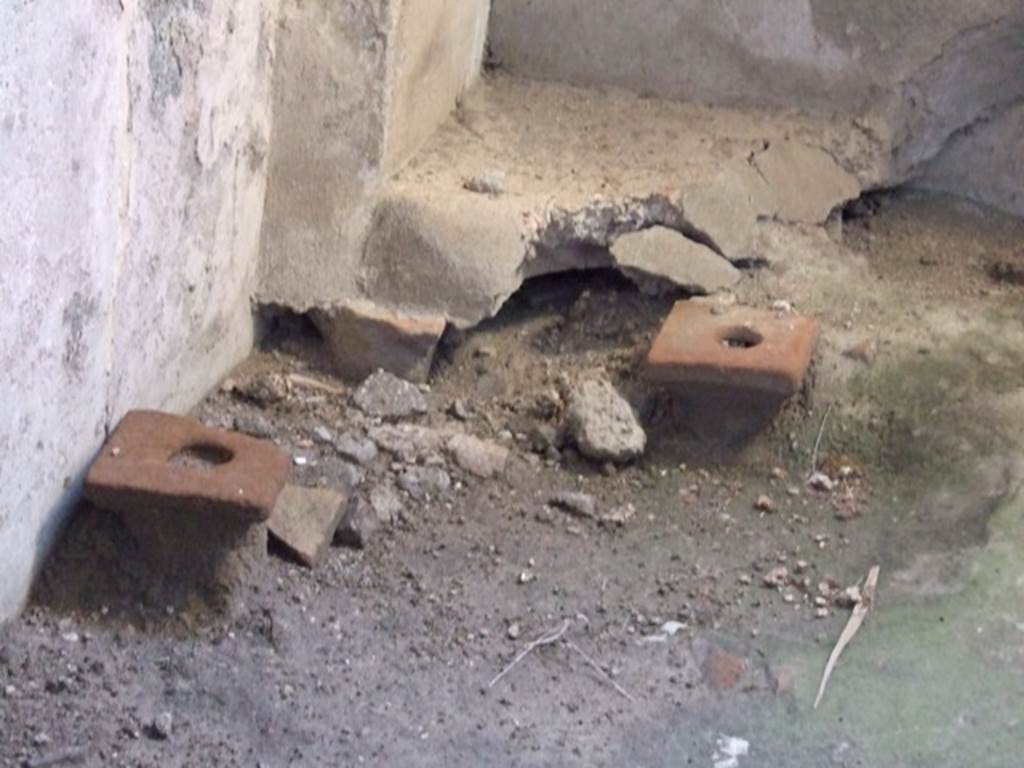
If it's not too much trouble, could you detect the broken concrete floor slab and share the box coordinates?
[266,75,884,330]
[268,485,348,568]
[610,226,741,295]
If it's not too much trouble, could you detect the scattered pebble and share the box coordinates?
[807,472,835,492]
[762,567,789,588]
[565,377,646,464]
[352,370,428,419]
[754,494,776,513]
[149,712,173,741]
[463,169,506,196]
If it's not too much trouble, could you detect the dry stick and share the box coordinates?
[563,640,635,701]
[489,619,572,689]
[286,373,347,397]
[814,565,881,709]
[809,402,835,477]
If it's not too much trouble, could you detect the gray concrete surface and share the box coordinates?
[918,102,1024,218]
[489,1,1024,188]
[258,0,490,311]
[0,0,277,619]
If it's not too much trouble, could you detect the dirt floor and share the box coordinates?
[3,190,1024,767]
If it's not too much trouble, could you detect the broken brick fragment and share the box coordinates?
[311,300,446,384]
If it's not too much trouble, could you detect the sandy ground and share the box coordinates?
[2,191,1024,768]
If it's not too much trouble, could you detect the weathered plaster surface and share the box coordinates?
[916,102,1024,218]
[0,0,277,620]
[258,0,490,310]
[489,1,1024,186]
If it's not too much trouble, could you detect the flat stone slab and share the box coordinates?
[269,485,347,568]
[610,226,740,295]
[84,410,290,523]
[645,301,818,397]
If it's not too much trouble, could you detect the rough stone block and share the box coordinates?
[268,485,347,568]
[311,301,446,384]
[83,410,289,603]
[645,302,818,397]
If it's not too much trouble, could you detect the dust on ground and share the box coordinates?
[2,191,1024,768]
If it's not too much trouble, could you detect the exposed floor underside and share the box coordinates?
[285,74,881,323]
[4,192,1024,767]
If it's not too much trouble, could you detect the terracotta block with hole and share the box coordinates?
[644,301,818,397]
[83,410,289,607]
[85,410,289,522]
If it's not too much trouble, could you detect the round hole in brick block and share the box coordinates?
[170,442,235,470]
[719,326,764,349]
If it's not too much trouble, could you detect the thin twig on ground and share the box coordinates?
[488,618,635,701]
[810,402,835,477]
[563,640,634,701]
[489,619,571,689]
[286,373,347,397]
[814,565,881,709]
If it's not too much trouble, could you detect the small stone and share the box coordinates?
[332,431,379,466]
[518,571,535,585]
[335,496,389,550]
[446,433,509,478]
[550,491,597,519]
[807,472,835,492]
[3,685,15,697]
[368,424,449,463]
[312,425,334,445]
[233,412,275,439]
[771,299,794,313]
[33,732,51,747]
[600,503,636,527]
[737,573,752,586]
[369,484,403,524]
[763,566,789,588]
[770,466,787,480]
[507,622,521,640]
[815,607,831,619]
[844,339,878,366]
[754,494,776,513]
[449,399,472,421]
[463,169,506,196]
[352,370,428,419]
[782,592,796,604]
[565,377,646,463]
[835,585,862,609]
[269,485,348,567]
[398,466,451,501]
[150,712,173,740]
[237,373,289,407]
